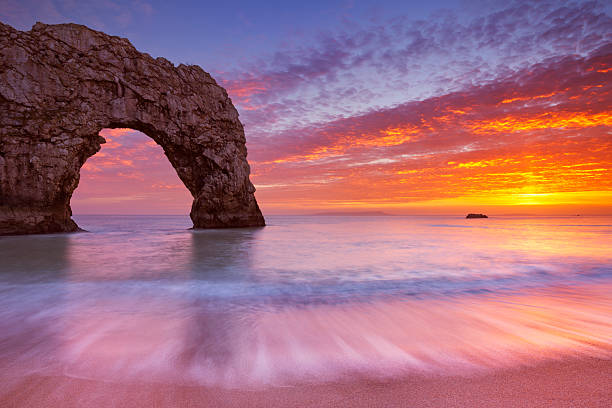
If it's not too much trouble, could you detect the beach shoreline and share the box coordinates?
[2,356,611,407]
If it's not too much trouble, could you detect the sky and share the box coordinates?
[2,0,611,215]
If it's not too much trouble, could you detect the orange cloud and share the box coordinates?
[500,91,558,104]
[248,50,612,215]
[469,111,612,134]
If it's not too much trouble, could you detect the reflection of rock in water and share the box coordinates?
[188,228,263,280]
[180,229,262,376]
[0,234,71,280]
[0,234,71,383]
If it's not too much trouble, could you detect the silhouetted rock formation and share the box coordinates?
[466,213,488,219]
[0,22,264,235]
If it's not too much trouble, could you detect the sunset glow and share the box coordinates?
[61,1,612,215]
[72,128,192,214]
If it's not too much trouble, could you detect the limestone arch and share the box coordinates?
[0,22,265,234]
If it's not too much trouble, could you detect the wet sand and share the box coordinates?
[2,356,611,407]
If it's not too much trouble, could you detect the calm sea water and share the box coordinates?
[1,215,611,388]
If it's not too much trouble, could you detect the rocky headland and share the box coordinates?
[0,21,264,235]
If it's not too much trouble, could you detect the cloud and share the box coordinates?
[246,44,612,212]
[220,0,612,137]
[0,0,154,31]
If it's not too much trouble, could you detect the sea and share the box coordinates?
[0,214,611,388]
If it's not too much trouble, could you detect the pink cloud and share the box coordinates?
[220,1,612,137]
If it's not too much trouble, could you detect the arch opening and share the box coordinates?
[71,128,192,216]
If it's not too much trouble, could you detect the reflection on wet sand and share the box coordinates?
[1,283,611,388]
[196,284,612,385]
[179,230,262,383]
[58,229,263,384]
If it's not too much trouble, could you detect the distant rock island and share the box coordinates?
[0,22,264,235]
[466,213,488,219]
[313,211,393,216]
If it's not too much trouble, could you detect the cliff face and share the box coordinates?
[0,22,264,235]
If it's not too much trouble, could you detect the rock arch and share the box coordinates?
[0,22,264,235]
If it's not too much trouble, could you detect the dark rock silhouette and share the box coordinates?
[466,213,488,219]
[0,22,264,235]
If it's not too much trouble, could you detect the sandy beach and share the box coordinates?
[2,356,611,407]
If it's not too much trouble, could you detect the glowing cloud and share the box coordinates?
[244,47,612,214]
